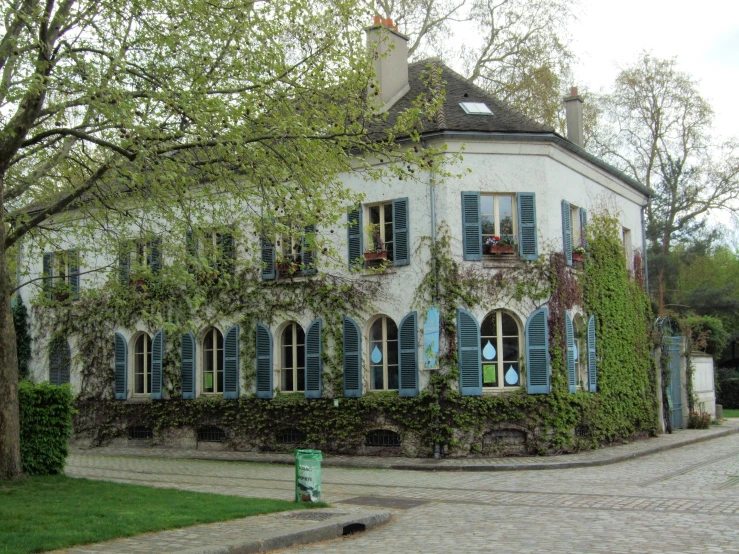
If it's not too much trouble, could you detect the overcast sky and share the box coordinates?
[571,0,739,141]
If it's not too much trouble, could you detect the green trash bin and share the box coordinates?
[294,449,322,503]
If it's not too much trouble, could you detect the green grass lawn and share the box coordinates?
[723,409,739,418]
[0,475,320,554]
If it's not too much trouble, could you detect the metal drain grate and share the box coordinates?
[285,512,348,521]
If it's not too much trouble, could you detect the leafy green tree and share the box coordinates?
[0,0,441,480]
[590,53,739,315]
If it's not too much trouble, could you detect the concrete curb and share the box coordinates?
[178,511,391,554]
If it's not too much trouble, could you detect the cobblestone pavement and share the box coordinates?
[65,430,739,553]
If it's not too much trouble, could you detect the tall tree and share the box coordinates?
[0,0,441,479]
[590,53,739,314]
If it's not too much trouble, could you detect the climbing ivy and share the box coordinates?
[13,296,31,381]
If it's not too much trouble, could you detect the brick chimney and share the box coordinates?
[563,87,584,147]
[366,16,410,111]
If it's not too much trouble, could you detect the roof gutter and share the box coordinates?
[411,131,652,199]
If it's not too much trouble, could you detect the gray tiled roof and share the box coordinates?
[379,59,555,136]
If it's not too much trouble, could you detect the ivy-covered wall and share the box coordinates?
[36,212,658,458]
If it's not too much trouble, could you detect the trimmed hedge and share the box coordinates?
[19,381,74,475]
[718,379,739,410]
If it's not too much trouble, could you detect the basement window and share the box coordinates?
[460,102,493,115]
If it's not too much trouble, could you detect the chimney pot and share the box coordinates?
[366,18,409,111]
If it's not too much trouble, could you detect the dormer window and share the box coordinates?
[460,102,493,115]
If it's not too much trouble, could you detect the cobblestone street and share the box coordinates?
[66,433,739,553]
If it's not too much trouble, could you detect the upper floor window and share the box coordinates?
[573,315,588,390]
[203,327,224,394]
[347,199,409,270]
[367,202,395,262]
[42,250,79,300]
[368,315,399,391]
[480,310,522,388]
[281,322,305,392]
[134,333,153,395]
[119,237,161,286]
[481,194,516,254]
[188,230,234,280]
[262,224,316,280]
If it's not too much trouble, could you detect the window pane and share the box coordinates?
[386,319,398,341]
[283,345,293,368]
[282,368,293,391]
[502,336,519,361]
[136,372,144,394]
[387,366,399,390]
[204,330,213,351]
[482,362,498,387]
[481,216,495,236]
[217,368,224,393]
[369,205,381,225]
[503,362,520,387]
[297,345,305,368]
[387,342,398,366]
[370,319,383,342]
[296,326,305,345]
[383,204,392,224]
[372,365,384,390]
[481,338,497,362]
[501,313,518,336]
[480,314,497,337]
[480,195,494,215]
[370,340,383,364]
[282,326,293,347]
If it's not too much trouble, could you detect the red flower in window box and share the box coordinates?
[364,250,388,261]
[489,245,516,255]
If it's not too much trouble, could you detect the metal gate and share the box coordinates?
[665,336,683,430]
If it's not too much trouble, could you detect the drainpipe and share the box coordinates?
[641,202,649,295]
[423,139,442,460]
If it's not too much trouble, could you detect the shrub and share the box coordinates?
[12,296,31,380]
[687,410,711,429]
[717,378,739,409]
[19,381,74,475]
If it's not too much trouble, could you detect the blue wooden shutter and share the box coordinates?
[461,192,482,261]
[181,332,196,399]
[49,337,70,385]
[151,329,164,400]
[302,225,317,275]
[347,206,363,270]
[526,307,550,394]
[60,339,71,385]
[149,237,162,274]
[342,316,362,397]
[580,208,588,249]
[517,193,538,260]
[68,249,80,299]
[255,323,273,399]
[119,245,130,285]
[223,324,240,399]
[587,315,597,392]
[114,332,127,400]
[457,308,482,396]
[42,252,52,298]
[261,235,275,280]
[392,197,410,266]
[220,233,235,275]
[399,311,419,397]
[565,312,576,393]
[561,200,572,266]
[305,318,322,398]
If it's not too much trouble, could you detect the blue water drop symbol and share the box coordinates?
[371,345,383,364]
[505,365,518,385]
[573,343,579,361]
[482,341,496,360]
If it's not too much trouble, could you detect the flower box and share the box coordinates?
[276,262,299,276]
[364,250,388,262]
[572,252,585,263]
[488,245,516,255]
[52,290,70,301]
[129,278,147,291]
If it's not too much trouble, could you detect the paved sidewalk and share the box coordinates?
[52,508,391,553]
[71,418,739,471]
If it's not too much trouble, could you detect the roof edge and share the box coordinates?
[416,130,651,198]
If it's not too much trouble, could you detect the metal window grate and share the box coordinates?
[127,426,153,440]
[197,427,226,442]
[575,424,590,438]
[276,428,307,445]
[365,429,401,447]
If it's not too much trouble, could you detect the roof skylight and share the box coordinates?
[460,102,493,115]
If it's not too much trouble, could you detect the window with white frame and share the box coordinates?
[133,333,153,395]
[481,194,516,254]
[202,327,224,394]
[571,204,583,249]
[42,250,79,300]
[120,237,161,286]
[280,322,305,392]
[367,203,394,261]
[573,315,588,389]
[480,310,522,388]
[368,315,399,391]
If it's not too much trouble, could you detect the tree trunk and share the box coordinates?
[0,173,22,480]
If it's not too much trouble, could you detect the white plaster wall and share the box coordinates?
[20,135,649,398]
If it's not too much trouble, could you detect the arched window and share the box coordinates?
[134,334,153,394]
[480,311,522,388]
[203,327,224,394]
[368,315,398,391]
[281,322,305,392]
[574,315,588,389]
[49,336,71,385]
